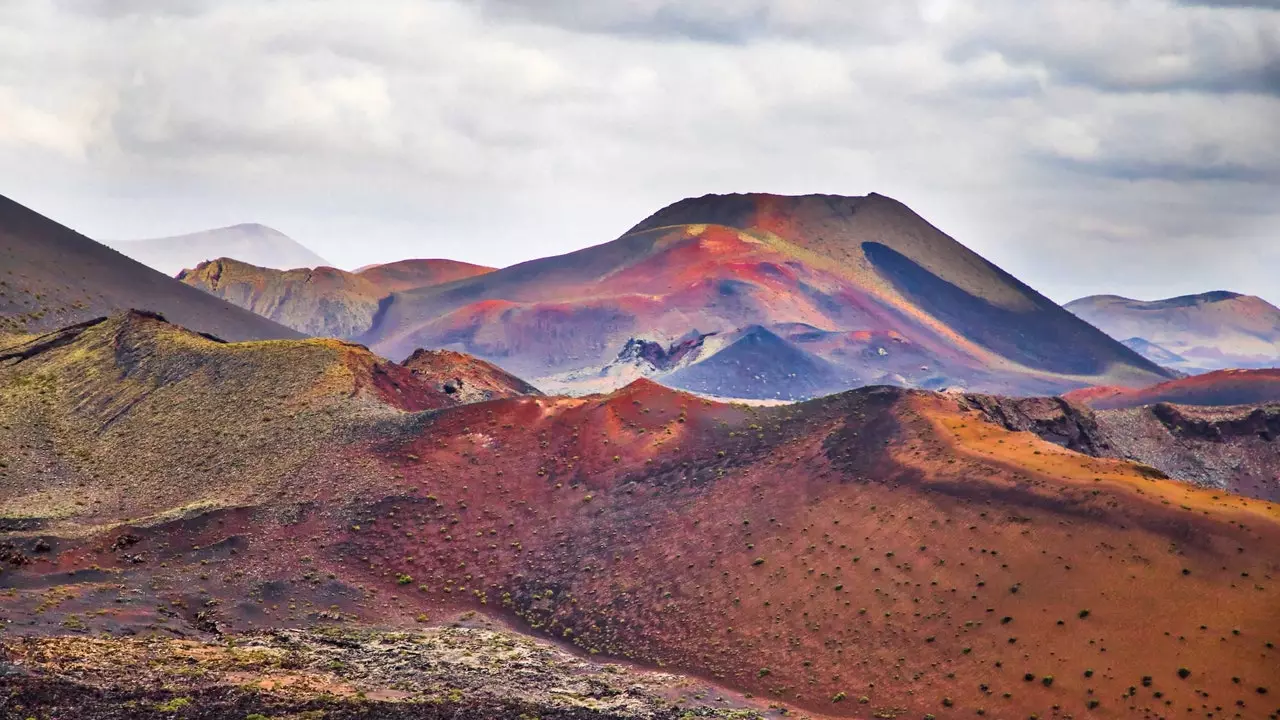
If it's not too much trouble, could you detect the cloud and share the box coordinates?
[948,0,1280,96]
[0,0,1276,305]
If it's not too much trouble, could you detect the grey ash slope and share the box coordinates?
[0,193,303,342]
[663,325,853,400]
[107,223,331,276]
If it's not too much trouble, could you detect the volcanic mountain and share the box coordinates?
[358,193,1171,397]
[1064,368,1280,411]
[0,194,302,342]
[178,257,495,338]
[1066,291,1280,373]
[106,222,331,276]
[3,312,1276,719]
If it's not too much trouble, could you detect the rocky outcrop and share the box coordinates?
[1150,402,1280,442]
[959,394,1111,455]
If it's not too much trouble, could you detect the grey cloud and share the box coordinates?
[1047,156,1277,183]
[949,0,1280,96]
[0,0,1277,305]
[1178,0,1280,8]
[476,0,932,44]
[53,0,211,19]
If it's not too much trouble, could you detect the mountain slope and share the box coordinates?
[107,223,331,275]
[403,347,543,403]
[360,193,1171,396]
[1063,368,1280,410]
[662,325,852,400]
[0,194,303,342]
[2,313,1276,720]
[356,258,495,292]
[178,257,496,338]
[1066,292,1280,372]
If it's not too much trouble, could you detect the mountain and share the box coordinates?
[1066,292,1280,373]
[3,312,1276,720]
[106,222,331,276]
[355,258,496,292]
[358,193,1172,397]
[403,347,543,403]
[178,257,495,338]
[662,325,853,400]
[0,194,302,342]
[1120,336,1187,368]
[1063,368,1280,410]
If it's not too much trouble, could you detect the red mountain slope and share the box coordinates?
[360,193,1170,396]
[403,347,543,403]
[1064,368,1280,410]
[2,313,1274,720]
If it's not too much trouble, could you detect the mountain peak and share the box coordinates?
[625,191,893,236]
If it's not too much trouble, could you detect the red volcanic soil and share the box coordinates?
[3,315,1276,720]
[402,347,542,403]
[1065,368,1280,410]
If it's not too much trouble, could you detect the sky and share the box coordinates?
[0,0,1277,304]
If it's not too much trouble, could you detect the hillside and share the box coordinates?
[360,193,1171,396]
[662,325,853,400]
[403,347,543,403]
[356,258,496,292]
[107,223,331,275]
[1067,292,1280,372]
[179,257,495,338]
[1064,368,1280,410]
[966,387,1280,502]
[0,194,303,342]
[2,312,1275,720]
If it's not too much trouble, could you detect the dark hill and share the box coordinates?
[0,194,302,342]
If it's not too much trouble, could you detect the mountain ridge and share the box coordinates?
[1067,291,1280,372]
[107,222,331,276]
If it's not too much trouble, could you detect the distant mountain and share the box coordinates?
[178,257,495,338]
[356,192,1171,396]
[1063,368,1280,410]
[0,194,302,342]
[355,258,495,293]
[107,223,331,276]
[1120,337,1187,368]
[1066,292,1280,373]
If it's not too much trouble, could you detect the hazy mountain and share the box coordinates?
[1067,291,1280,373]
[107,223,330,276]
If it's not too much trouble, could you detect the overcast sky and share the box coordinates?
[1,0,1277,303]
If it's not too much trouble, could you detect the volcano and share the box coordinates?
[354,193,1170,397]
